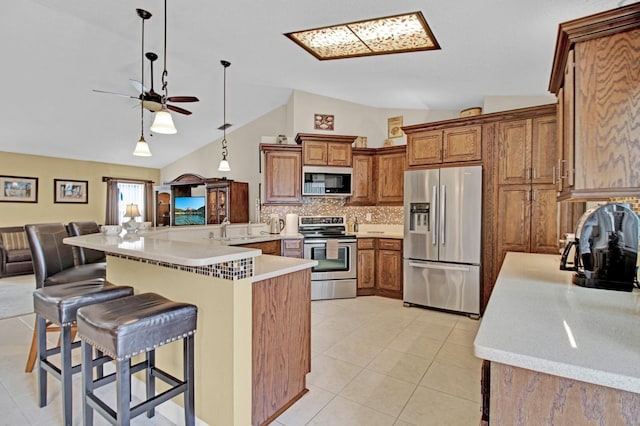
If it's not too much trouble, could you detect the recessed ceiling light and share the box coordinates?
[285,11,440,60]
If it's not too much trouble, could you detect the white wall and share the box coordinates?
[483,95,557,114]
[291,90,458,148]
[161,106,288,221]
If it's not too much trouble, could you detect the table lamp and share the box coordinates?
[123,203,142,233]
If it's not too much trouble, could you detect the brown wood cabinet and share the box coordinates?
[252,269,310,425]
[406,125,481,168]
[261,144,302,205]
[376,146,406,205]
[281,238,303,258]
[295,133,356,166]
[356,238,376,295]
[488,361,640,425]
[206,179,248,224]
[549,4,640,200]
[237,239,282,256]
[495,111,559,279]
[497,117,557,186]
[376,239,403,299]
[348,149,377,205]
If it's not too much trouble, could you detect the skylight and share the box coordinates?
[285,11,440,60]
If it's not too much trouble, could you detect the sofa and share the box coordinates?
[0,226,34,277]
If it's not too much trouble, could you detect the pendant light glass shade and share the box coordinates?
[133,136,152,156]
[150,107,177,134]
[218,157,230,172]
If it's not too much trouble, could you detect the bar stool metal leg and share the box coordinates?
[184,334,195,426]
[36,315,47,408]
[60,323,73,426]
[82,340,94,426]
[116,358,131,426]
[146,350,155,418]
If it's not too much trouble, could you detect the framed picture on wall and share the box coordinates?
[54,179,88,204]
[314,114,334,130]
[388,116,404,138]
[0,175,38,203]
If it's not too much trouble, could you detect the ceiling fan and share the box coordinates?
[93,8,199,116]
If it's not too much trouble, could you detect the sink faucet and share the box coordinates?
[220,218,231,239]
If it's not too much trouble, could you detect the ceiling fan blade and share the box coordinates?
[93,89,138,99]
[167,104,192,115]
[129,79,149,94]
[166,96,199,103]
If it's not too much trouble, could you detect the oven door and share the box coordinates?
[303,238,356,280]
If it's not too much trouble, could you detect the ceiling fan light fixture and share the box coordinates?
[150,107,177,134]
[133,136,152,156]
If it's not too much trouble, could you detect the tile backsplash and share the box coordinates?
[260,197,403,224]
[609,197,640,215]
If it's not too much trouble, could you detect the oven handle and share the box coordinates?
[303,239,357,245]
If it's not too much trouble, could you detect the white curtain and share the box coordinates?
[118,182,145,224]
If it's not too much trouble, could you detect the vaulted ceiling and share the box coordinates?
[1,0,631,168]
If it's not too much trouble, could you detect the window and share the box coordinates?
[117,182,145,225]
[103,177,153,225]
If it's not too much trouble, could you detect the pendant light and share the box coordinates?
[150,0,177,134]
[218,60,231,172]
[134,9,152,156]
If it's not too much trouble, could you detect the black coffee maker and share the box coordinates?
[560,203,639,291]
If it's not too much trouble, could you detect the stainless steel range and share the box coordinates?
[299,215,357,300]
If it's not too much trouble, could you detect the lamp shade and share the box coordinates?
[218,159,231,172]
[125,203,142,218]
[150,108,177,134]
[133,136,152,156]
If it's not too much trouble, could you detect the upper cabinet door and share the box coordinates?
[498,119,531,185]
[442,125,482,163]
[303,141,327,165]
[407,130,442,166]
[531,115,557,184]
[262,145,302,205]
[327,142,352,166]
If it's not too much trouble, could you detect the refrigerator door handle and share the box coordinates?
[431,185,437,245]
[409,262,470,272]
[440,185,446,245]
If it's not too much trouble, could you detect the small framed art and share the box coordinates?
[0,175,38,203]
[54,179,88,204]
[388,116,404,138]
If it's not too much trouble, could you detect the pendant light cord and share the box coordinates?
[140,15,145,138]
[221,60,230,159]
[160,0,168,101]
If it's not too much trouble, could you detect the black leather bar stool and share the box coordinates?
[67,221,107,265]
[77,292,198,426]
[25,223,108,373]
[33,279,134,426]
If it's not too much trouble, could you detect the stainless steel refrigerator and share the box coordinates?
[403,166,482,315]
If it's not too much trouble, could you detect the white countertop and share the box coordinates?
[253,255,317,282]
[474,252,640,393]
[351,224,404,239]
[64,232,261,267]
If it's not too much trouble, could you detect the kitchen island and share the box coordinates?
[474,252,640,424]
[65,229,316,426]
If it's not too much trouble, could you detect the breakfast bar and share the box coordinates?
[65,228,316,426]
[474,252,640,424]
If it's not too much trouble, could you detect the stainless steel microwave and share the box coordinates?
[302,166,353,196]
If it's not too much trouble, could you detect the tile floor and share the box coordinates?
[0,292,481,425]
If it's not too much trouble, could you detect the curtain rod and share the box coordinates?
[102,176,155,184]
